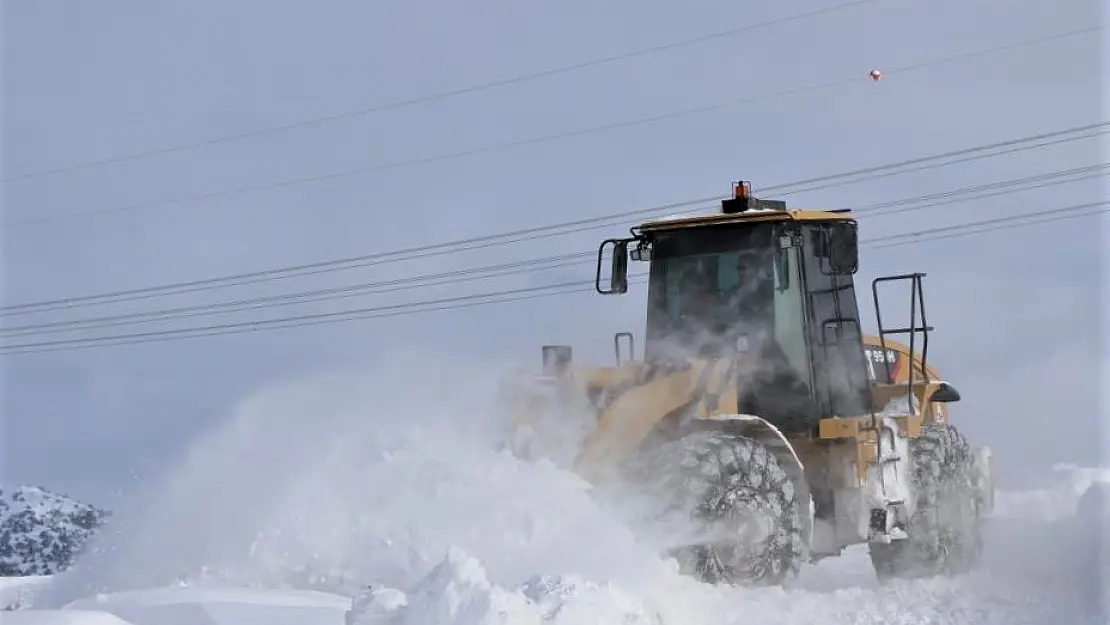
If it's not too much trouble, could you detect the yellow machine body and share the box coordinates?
[499,188,992,571]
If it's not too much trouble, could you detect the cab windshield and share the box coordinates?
[639,219,871,423]
[643,223,810,380]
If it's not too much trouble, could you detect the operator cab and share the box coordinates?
[596,182,872,431]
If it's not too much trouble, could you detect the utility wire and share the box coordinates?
[3,164,1103,337]
[7,22,1104,228]
[4,120,1103,316]
[869,200,1107,242]
[0,253,596,335]
[0,276,648,354]
[0,276,652,356]
[761,126,1108,197]
[3,199,1105,355]
[2,0,886,183]
[851,162,1109,216]
[0,200,720,316]
[868,205,1109,250]
[672,134,1109,217]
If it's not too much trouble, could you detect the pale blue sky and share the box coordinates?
[2,0,1105,504]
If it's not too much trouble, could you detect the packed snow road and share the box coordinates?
[10,359,1109,624]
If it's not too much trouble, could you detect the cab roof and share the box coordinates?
[636,207,856,234]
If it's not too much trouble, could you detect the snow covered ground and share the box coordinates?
[5,354,1107,624]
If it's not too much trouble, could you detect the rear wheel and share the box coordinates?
[628,429,806,586]
[869,423,984,580]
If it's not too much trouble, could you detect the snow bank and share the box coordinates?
[993,462,1110,521]
[38,351,675,605]
[1,575,52,610]
[61,585,350,625]
[29,348,1108,624]
[347,586,407,624]
[374,547,539,625]
[0,611,135,625]
[347,547,660,625]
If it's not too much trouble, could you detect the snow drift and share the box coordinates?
[26,348,1109,624]
[345,547,663,625]
[36,350,677,604]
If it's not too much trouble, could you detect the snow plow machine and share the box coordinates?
[498,181,995,586]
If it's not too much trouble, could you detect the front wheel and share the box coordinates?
[628,429,806,586]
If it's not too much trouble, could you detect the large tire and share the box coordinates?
[869,423,984,580]
[627,429,806,586]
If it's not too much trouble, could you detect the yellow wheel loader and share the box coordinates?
[498,182,995,586]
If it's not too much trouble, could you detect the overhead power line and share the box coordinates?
[0,252,596,335]
[868,203,1109,250]
[851,162,1109,216]
[869,200,1108,244]
[7,22,1104,229]
[0,198,719,315]
[3,198,1106,355]
[0,276,648,355]
[3,120,1104,316]
[1,0,885,183]
[3,164,1103,337]
[760,126,1109,197]
[0,277,656,356]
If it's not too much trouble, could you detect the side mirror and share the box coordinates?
[828,223,859,274]
[596,238,630,294]
[931,382,961,403]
